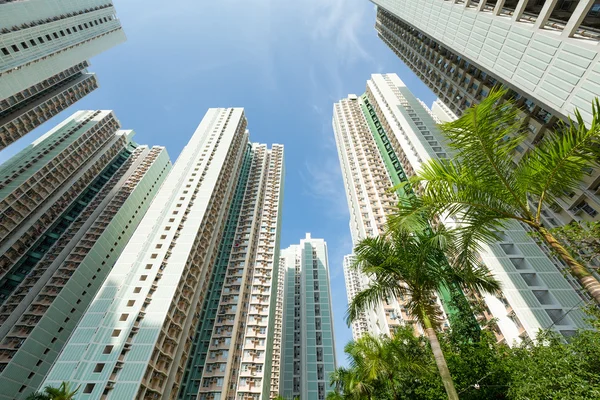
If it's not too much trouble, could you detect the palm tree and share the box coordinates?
[329,331,430,399]
[27,382,79,400]
[347,221,501,400]
[397,88,600,304]
[328,365,373,400]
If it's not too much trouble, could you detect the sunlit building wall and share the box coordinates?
[44,108,285,400]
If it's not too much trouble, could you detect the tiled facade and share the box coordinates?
[0,110,171,399]
[1,110,130,300]
[43,109,285,400]
[269,252,285,399]
[176,146,255,400]
[372,0,600,225]
[280,235,336,400]
[361,73,589,344]
[0,0,125,147]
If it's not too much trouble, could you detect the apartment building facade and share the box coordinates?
[0,62,98,149]
[344,73,589,345]
[0,0,125,149]
[280,234,336,400]
[372,0,600,225]
[43,108,285,400]
[333,91,424,339]
[183,142,284,400]
[0,110,171,398]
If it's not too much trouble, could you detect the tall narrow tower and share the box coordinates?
[185,142,284,400]
[333,92,417,339]
[342,254,368,340]
[44,109,285,400]
[280,234,337,400]
[0,110,171,399]
[0,0,126,149]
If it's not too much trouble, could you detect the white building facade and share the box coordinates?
[342,254,369,341]
[44,109,285,400]
[333,90,422,339]
[431,98,458,122]
[194,142,284,400]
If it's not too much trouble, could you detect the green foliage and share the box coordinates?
[328,327,442,400]
[348,214,500,400]
[348,220,500,330]
[332,315,600,400]
[506,329,600,400]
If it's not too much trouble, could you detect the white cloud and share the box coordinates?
[306,0,373,65]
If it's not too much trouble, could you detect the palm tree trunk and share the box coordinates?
[538,226,600,305]
[422,314,459,400]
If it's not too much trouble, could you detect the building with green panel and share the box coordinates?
[176,144,253,400]
[43,108,284,400]
[280,234,336,400]
[372,0,600,223]
[0,0,126,149]
[333,73,588,345]
[0,110,171,399]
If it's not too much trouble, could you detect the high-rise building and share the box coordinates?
[333,90,430,339]
[335,73,589,344]
[280,234,336,400]
[182,142,284,400]
[0,0,126,149]
[371,0,600,224]
[43,108,285,400]
[1,110,133,299]
[0,62,98,149]
[270,249,286,400]
[0,110,171,399]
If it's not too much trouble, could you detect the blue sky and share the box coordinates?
[0,0,436,365]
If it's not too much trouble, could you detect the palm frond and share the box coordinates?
[346,280,405,325]
[416,157,526,221]
[440,88,526,171]
[516,99,600,221]
[452,259,501,296]
[433,88,532,214]
[352,236,395,272]
[388,195,432,234]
